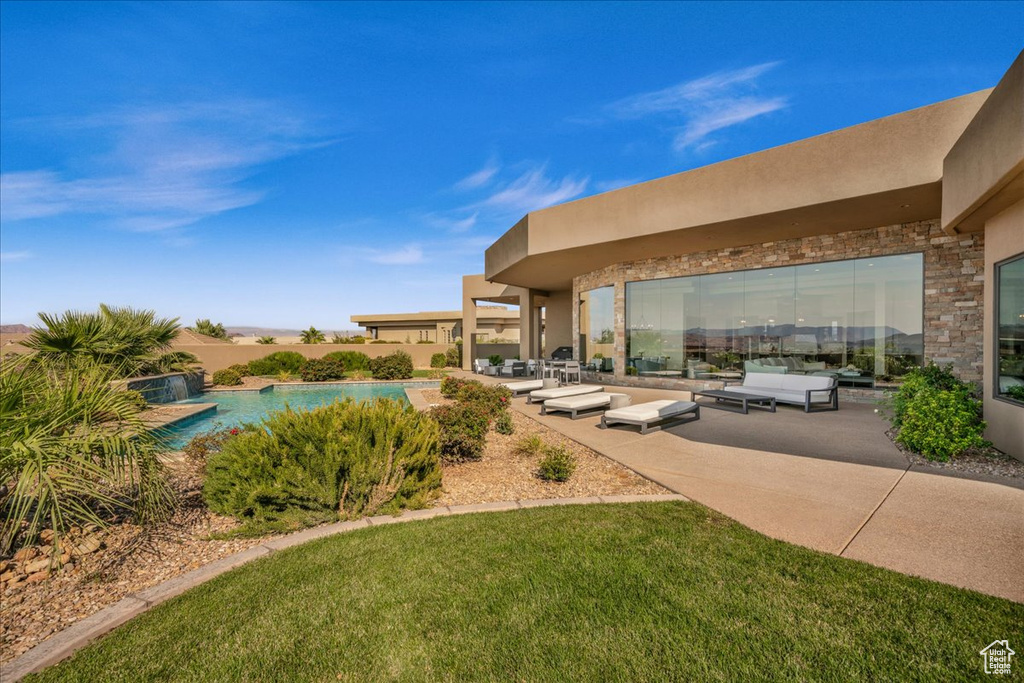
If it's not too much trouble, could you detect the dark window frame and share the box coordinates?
[993,252,1024,407]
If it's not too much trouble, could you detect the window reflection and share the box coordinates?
[580,286,615,373]
[996,255,1024,403]
[624,253,924,385]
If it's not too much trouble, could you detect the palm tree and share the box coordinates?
[191,319,229,341]
[24,305,186,378]
[300,326,326,344]
[0,355,173,556]
[256,336,277,345]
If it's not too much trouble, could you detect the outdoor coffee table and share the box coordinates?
[692,389,776,414]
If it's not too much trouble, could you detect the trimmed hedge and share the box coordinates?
[369,351,414,380]
[247,351,306,376]
[430,353,447,369]
[212,368,243,386]
[323,351,371,371]
[299,357,347,382]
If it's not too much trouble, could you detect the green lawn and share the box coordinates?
[28,503,1022,682]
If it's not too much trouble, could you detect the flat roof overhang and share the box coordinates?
[485,90,991,292]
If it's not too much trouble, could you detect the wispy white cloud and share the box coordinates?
[600,62,787,151]
[425,211,479,233]
[1,99,336,232]
[0,251,33,262]
[454,158,500,191]
[364,245,425,265]
[478,165,589,213]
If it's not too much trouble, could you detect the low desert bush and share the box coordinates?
[440,376,475,398]
[430,353,447,368]
[122,389,149,411]
[495,411,515,435]
[276,370,293,382]
[445,345,461,368]
[455,382,511,417]
[513,434,544,457]
[1007,385,1024,402]
[212,368,243,386]
[538,445,577,482]
[203,399,441,534]
[887,363,987,461]
[247,351,306,376]
[323,350,371,371]
[226,363,250,377]
[369,350,414,380]
[299,357,347,382]
[183,427,240,466]
[429,403,490,462]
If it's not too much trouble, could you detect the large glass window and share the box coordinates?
[624,253,924,384]
[579,286,615,372]
[996,254,1024,404]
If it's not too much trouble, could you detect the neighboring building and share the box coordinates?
[350,306,523,344]
[473,51,1023,458]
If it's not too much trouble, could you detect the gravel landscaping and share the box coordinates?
[420,389,668,506]
[1,468,267,665]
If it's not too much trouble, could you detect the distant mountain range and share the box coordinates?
[225,327,363,338]
[0,324,31,334]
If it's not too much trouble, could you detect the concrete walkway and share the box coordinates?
[492,377,1024,602]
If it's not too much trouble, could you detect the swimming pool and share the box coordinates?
[159,382,435,449]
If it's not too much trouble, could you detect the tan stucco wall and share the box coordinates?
[172,343,454,373]
[983,200,1024,458]
[487,91,989,291]
[543,289,573,354]
[943,51,1023,233]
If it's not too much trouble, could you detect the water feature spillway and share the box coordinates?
[126,372,205,404]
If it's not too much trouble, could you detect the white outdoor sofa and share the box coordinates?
[501,379,546,397]
[526,385,604,404]
[723,373,839,412]
[540,392,629,419]
[600,400,700,434]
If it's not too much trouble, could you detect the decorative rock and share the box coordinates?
[39,529,55,544]
[1,569,18,583]
[73,536,102,556]
[13,548,36,562]
[25,571,49,584]
[23,558,50,575]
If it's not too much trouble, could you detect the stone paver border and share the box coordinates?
[2,494,686,681]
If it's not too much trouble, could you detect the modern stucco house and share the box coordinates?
[350,305,524,344]
[465,51,1023,457]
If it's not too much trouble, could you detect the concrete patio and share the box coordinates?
[465,373,1024,602]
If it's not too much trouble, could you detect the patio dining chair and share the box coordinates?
[559,361,581,385]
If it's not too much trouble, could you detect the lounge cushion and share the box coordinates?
[528,385,604,402]
[544,393,613,411]
[502,379,544,394]
[603,400,696,422]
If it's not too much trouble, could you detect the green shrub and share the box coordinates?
[445,345,461,368]
[1006,385,1024,402]
[455,382,511,417]
[122,389,149,410]
[538,445,576,482]
[369,351,413,380]
[495,411,515,435]
[299,357,347,382]
[488,354,503,367]
[429,403,490,462]
[247,351,306,376]
[513,434,544,457]
[417,340,434,344]
[332,335,366,344]
[276,370,293,382]
[440,376,475,398]
[203,399,441,534]
[192,319,229,340]
[256,336,276,345]
[888,362,971,428]
[212,368,243,386]
[226,363,250,377]
[323,351,371,371]
[430,353,447,368]
[895,386,987,461]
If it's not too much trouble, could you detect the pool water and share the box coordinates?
[160,382,434,449]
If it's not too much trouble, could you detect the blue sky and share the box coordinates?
[2,2,1021,330]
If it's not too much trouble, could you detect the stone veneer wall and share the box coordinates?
[572,219,985,388]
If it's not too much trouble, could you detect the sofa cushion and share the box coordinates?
[741,373,786,390]
[779,374,834,391]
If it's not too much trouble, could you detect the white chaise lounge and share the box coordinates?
[526,385,604,404]
[600,400,700,434]
[723,373,838,412]
[540,392,629,419]
[502,379,545,397]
